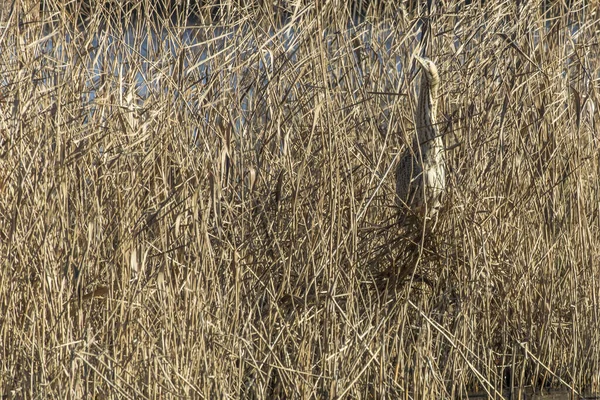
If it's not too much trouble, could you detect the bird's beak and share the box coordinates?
[414,55,426,67]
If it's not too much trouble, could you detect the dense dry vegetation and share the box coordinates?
[1,0,599,398]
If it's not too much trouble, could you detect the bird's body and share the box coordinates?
[396,56,446,220]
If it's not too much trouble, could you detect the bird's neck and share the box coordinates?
[415,77,439,145]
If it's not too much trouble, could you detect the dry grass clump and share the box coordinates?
[1,0,599,398]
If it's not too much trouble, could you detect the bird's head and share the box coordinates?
[414,55,440,87]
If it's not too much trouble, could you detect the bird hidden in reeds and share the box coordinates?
[396,55,446,223]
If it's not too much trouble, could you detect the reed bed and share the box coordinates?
[1,0,599,398]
